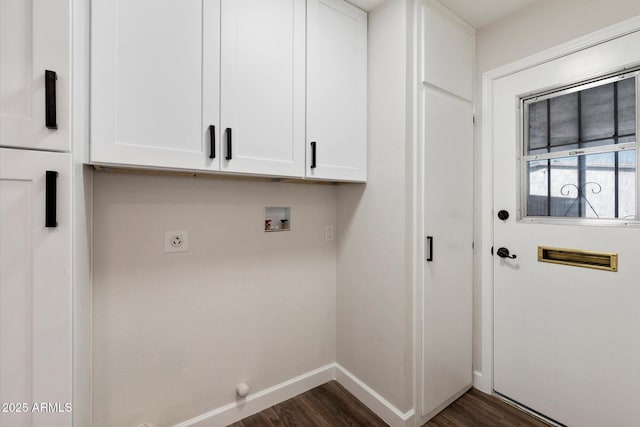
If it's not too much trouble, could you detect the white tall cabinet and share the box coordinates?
[0,0,73,425]
[419,0,474,423]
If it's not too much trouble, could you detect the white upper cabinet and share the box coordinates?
[306,0,367,182]
[220,0,305,178]
[0,0,70,152]
[90,0,366,181]
[91,0,221,170]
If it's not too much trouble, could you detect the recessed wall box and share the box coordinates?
[265,207,291,232]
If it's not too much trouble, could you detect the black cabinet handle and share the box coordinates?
[209,125,216,159]
[310,141,317,169]
[225,128,232,160]
[426,236,433,262]
[45,171,58,228]
[45,70,57,129]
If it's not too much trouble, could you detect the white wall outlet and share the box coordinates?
[164,230,189,253]
[325,226,334,242]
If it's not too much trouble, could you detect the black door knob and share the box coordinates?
[497,210,509,221]
[496,247,517,259]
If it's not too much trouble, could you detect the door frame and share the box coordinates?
[478,14,640,395]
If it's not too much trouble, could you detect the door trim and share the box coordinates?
[478,14,640,394]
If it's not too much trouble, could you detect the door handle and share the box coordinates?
[45,70,57,129]
[208,125,216,159]
[496,247,517,259]
[426,236,433,262]
[45,170,58,227]
[497,210,509,221]
[225,128,232,160]
[310,141,317,169]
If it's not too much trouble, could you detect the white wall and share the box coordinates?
[473,0,640,379]
[336,0,414,413]
[92,173,337,427]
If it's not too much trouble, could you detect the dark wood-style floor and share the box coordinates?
[229,381,549,427]
[424,388,549,427]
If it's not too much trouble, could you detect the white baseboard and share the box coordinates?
[473,370,483,389]
[173,364,335,427]
[473,370,491,394]
[334,363,415,427]
[173,363,416,427]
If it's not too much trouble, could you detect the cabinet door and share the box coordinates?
[91,0,220,171]
[220,0,305,178]
[0,0,70,151]
[306,0,367,182]
[0,148,72,427]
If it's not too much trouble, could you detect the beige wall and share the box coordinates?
[473,0,640,375]
[92,173,337,427]
[337,0,414,413]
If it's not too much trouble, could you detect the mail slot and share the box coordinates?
[538,246,618,272]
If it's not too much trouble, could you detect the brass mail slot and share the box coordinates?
[538,246,618,272]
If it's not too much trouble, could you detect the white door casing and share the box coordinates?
[220,0,305,178]
[0,0,70,152]
[490,28,640,427]
[0,148,72,427]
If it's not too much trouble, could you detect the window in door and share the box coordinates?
[522,71,638,221]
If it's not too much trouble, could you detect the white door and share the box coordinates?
[0,148,72,427]
[91,0,220,171]
[220,0,305,178]
[306,0,366,182]
[0,0,70,151]
[493,31,640,426]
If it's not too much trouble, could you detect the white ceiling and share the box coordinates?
[347,0,386,12]
[437,0,538,28]
[347,0,538,29]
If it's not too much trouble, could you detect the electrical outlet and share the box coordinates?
[325,226,334,242]
[164,230,189,253]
